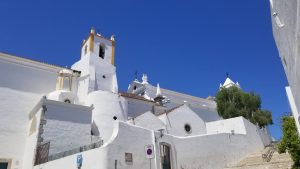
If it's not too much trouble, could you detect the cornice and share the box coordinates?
[0,52,76,74]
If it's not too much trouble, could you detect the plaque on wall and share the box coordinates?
[125,152,133,164]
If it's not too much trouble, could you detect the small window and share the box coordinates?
[84,45,88,55]
[99,44,105,59]
[184,124,192,134]
[133,86,137,90]
[102,75,106,79]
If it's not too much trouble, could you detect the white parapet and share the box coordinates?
[285,86,300,134]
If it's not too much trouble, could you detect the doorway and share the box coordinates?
[0,163,8,169]
[160,143,172,169]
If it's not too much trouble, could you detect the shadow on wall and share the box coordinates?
[91,121,100,136]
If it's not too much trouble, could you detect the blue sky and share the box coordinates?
[0,0,289,139]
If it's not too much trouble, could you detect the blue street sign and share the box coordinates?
[77,154,83,168]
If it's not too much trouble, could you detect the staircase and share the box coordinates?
[224,145,293,169]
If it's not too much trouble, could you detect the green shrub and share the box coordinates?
[278,116,300,169]
[215,86,272,127]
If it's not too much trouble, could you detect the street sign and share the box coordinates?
[144,144,154,159]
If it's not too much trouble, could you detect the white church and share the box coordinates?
[0,28,271,169]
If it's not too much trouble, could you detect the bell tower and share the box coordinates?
[72,28,127,143]
[72,28,118,104]
[80,28,115,65]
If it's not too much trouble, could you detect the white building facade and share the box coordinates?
[269,0,300,134]
[0,28,271,169]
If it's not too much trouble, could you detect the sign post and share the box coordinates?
[145,144,154,169]
[145,144,154,159]
[77,154,83,169]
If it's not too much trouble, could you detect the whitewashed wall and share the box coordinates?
[71,55,90,104]
[33,121,156,169]
[35,121,266,169]
[90,55,118,93]
[286,86,300,134]
[42,100,93,155]
[0,54,60,94]
[87,91,128,143]
[33,146,109,169]
[172,133,264,169]
[206,117,271,147]
[189,106,222,122]
[0,87,42,169]
[270,0,300,134]
[22,108,43,169]
[128,111,166,131]
[242,118,272,147]
[206,117,247,134]
[158,105,207,136]
[0,53,69,169]
[104,122,156,169]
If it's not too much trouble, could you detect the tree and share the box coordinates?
[215,86,273,128]
[278,116,300,169]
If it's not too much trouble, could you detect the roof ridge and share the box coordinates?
[155,104,185,116]
[145,84,214,104]
[119,92,155,103]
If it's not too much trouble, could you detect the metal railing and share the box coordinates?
[262,143,276,162]
[34,140,103,165]
[48,140,103,162]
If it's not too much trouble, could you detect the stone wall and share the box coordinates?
[42,100,93,155]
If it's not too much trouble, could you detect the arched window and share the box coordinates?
[99,44,105,59]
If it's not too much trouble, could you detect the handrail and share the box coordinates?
[262,143,276,162]
[47,140,103,163]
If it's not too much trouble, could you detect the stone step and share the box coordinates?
[224,152,293,169]
[236,160,290,167]
[238,156,291,166]
[224,162,293,169]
